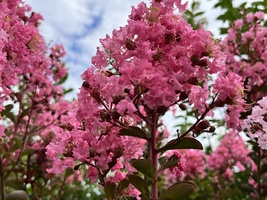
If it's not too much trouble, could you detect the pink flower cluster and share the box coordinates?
[222,11,267,102]
[0,0,67,135]
[0,0,78,194]
[47,0,246,192]
[245,97,267,149]
[208,130,252,181]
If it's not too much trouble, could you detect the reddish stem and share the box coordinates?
[151,114,158,200]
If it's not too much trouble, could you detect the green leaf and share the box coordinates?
[11,137,22,152]
[6,112,16,123]
[194,11,204,17]
[6,180,24,190]
[159,155,179,171]
[6,190,29,200]
[240,183,255,193]
[119,126,148,140]
[131,159,155,180]
[55,73,68,85]
[117,179,129,195]
[20,148,34,157]
[159,181,195,200]
[104,181,117,200]
[158,137,203,152]
[19,109,29,120]
[128,175,150,200]
[1,104,13,117]
[63,88,74,95]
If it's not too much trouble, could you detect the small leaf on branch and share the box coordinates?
[1,104,13,117]
[119,126,148,140]
[159,155,179,171]
[158,137,203,153]
[131,159,155,180]
[117,179,129,195]
[128,175,150,200]
[159,181,196,200]
[104,181,117,200]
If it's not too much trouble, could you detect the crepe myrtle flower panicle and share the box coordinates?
[245,97,267,150]
[78,0,244,125]
[208,129,252,180]
[222,12,267,102]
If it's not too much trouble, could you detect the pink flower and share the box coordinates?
[73,140,89,161]
[245,97,267,149]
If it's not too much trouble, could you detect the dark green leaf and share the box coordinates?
[104,181,117,200]
[117,179,129,195]
[119,126,148,140]
[240,183,255,193]
[131,159,155,180]
[194,11,204,17]
[55,73,68,85]
[6,112,16,123]
[159,155,179,171]
[158,156,167,166]
[251,170,259,182]
[19,109,29,120]
[63,88,74,95]
[219,27,228,34]
[21,148,34,157]
[1,104,13,117]
[6,181,24,191]
[6,190,29,200]
[65,168,75,178]
[11,138,22,152]
[128,175,150,200]
[159,181,195,200]
[158,137,203,152]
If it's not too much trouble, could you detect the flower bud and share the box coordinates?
[91,89,102,102]
[179,103,187,111]
[179,92,188,101]
[82,81,90,88]
[125,38,136,50]
[187,77,198,85]
[209,126,216,132]
[100,110,111,122]
[134,85,149,95]
[191,55,199,66]
[74,164,80,170]
[124,88,130,93]
[111,110,121,120]
[196,120,210,130]
[197,59,208,67]
[263,113,267,122]
[66,123,74,131]
[112,95,125,105]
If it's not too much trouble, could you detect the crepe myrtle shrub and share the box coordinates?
[0,0,85,199]
[218,10,267,199]
[46,0,246,199]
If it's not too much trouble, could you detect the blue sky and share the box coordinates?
[23,0,251,99]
